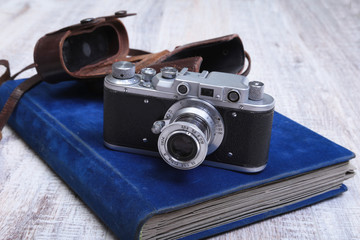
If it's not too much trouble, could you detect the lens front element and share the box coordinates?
[158,122,208,170]
[167,132,199,162]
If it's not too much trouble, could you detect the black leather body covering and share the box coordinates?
[104,88,274,169]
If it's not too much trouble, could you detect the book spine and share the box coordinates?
[0,81,152,239]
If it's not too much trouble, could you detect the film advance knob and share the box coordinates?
[112,61,135,79]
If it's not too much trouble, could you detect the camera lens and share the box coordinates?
[156,98,225,170]
[158,121,208,170]
[167,132,198,162]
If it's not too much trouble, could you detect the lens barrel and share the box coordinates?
[158,121,209,170]
[157,98,224,170]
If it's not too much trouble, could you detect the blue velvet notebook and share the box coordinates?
[0,79,355,240]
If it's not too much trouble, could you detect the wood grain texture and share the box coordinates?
[0,0,359,239]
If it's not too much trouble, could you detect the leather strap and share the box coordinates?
[133,50,170,72]
[0,73,42,141]
[0,60,11,85]
[128,48,151,56]
[10,63,37,80]
[240,51,251,76]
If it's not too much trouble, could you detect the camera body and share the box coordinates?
[104,62,274,172]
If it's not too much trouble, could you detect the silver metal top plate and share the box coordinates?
[105,68,275,112]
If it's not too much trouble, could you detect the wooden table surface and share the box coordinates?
[0,0,359,239]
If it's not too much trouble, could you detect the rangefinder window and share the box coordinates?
[200,88,214,97]
[62,26,119,72]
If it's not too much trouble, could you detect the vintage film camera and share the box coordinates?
[103,61,274,172]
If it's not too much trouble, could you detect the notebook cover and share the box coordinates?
[0,79,355,239]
